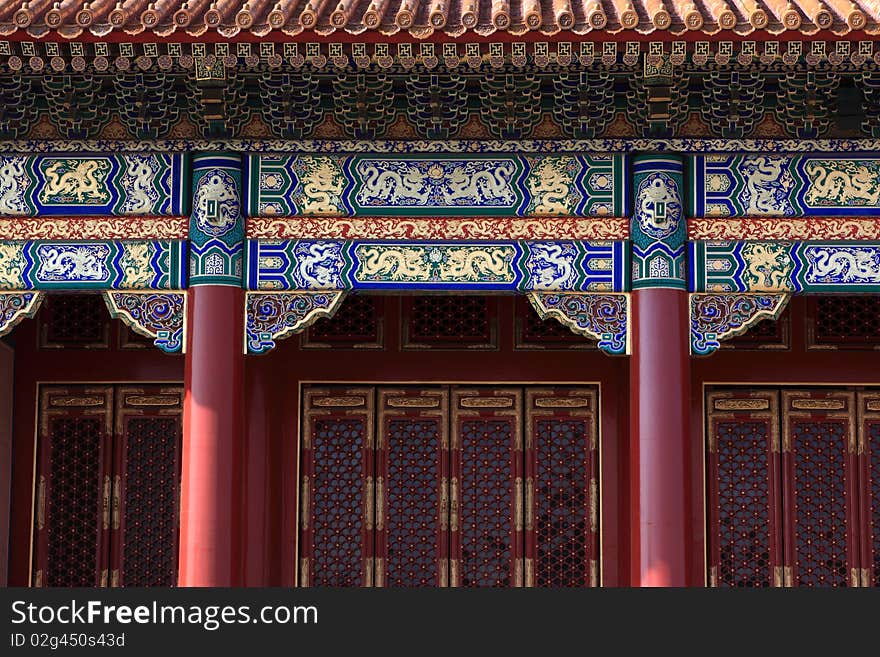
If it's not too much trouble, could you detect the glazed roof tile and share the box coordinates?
[0,0,877,39]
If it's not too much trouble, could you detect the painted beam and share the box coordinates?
[0,154,190,216]
[245,154,630,218]
[690,241,880,292]
[690,154,880,217]
[0,241,186,290]
[245,240,628,292]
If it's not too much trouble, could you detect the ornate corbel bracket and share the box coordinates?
[103,291,187,354]
[245,291,348,355]
[690,293,789,356]
[527,292,629,356]
[0,292,44,338]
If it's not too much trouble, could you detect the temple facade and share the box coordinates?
[0,1,879,588]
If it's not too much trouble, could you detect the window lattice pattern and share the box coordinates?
[45,418,103,587]
[519,298,593,347]
[121,418,179,587]
[42,294,108,347]
[792,421,849,586]
[534,419,590,587]
[460,419,513,587]
[869,422,880,587]
[812,296,880,347]
[406,297,492,345]
[307,296,380,344]
[311,419,366,587]
[716,421,773,587]
[385,419,440,587]
[724,306,789,349]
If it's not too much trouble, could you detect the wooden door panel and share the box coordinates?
[300,388,375,587]
[524,387,598,587]
[376,388,449,587]
[706,390,782,587]
[782,390,859,587]
[450,387,522,587]
[111,386,183,587]
[858,391,880,587]
[33,386,114,587]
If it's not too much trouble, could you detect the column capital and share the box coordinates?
[631,154,686,291]
[189,152,245,288]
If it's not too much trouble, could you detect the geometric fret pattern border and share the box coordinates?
[244,291,348,355]
[0,291,44,338]
[526,292,629,356]
[103,291,187,354]
[690,293,790,356]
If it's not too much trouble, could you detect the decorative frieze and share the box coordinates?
[245,240,627,293]
[0,154,189,216]
[0,241,186,291]
[246,217,629,241]
[245,154,629,218]
[690,242,880,292]
[690,155,880,217]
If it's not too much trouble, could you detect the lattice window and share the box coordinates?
[723,305,790,350]
[516,297,596,349]
[868,415,880,586]
[34,386,183,588]
[459,418,516,587]
[40,294,110,349]
[309,417,369,587]
[384,418,441,587]
[118,323,156,350]
[303,295,382,349]
[809,296,880,349]
[118,417,180,587]
[715,420,775,587]
[534,418,590,586]
[789,419,850,586]
[402,296,496,349]
[43,417,106,587]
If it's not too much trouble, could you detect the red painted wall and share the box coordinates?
[7,296,630,587]
[6,311,184,586]
[0,342,13,586]
[248,296,631,587]
[688,296,880,586]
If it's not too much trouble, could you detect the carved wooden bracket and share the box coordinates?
[690,292,789,356]
[0,292,44,338]
[245,291,348,354]
[103,291,186,354]
[527,292,629,356]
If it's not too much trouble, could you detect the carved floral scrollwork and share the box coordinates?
[103,291,186,354]
[526,292,629,355]
[245,291,348,354]
[690,292,789,356]
[0,291,44,337]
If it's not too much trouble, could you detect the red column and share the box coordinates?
[629,288,690,586]
[179,286,244,586]
[242,354,282,586]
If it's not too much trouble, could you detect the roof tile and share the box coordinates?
[0,0,877,38]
